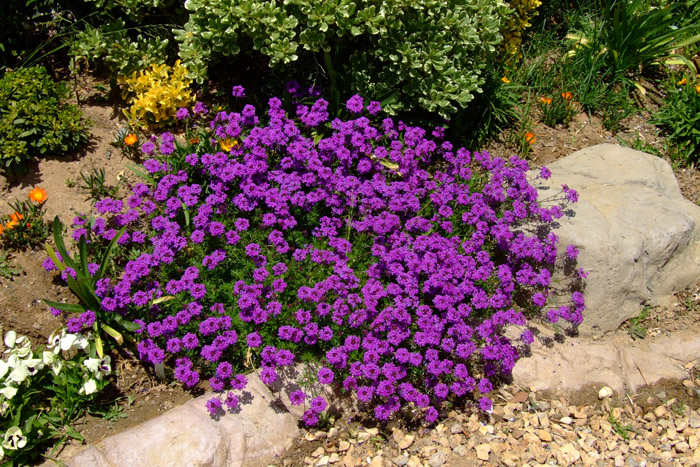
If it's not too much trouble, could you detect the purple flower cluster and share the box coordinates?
[49,88,585,426]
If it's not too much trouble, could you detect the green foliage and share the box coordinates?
[627,306,649,340]
[69,19,172,78]
[0,329,111,465]
[0,189,50,251]
[652,75,700,164]
[175,0,509,116]
[118,61,194,128]
[566,0,700,86]
[538,92,576,128]
[0,66,90,174]
[80,168,118,203]
[0,251,21,280]
[44,217,141,359]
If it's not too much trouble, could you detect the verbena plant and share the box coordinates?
[0,66,90,175]
[45,89,585,426]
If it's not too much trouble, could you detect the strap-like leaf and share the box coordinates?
[95,227,127,282]
[45,243,66,272]
[42,299,86,314]
[101,324,124,345]
[52,217,76,270]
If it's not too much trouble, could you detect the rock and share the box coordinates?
[555,443,581,466]
[532,144,700,335]
[392,454,409,466]
[338,440,351,452]
[67,446,111,467]
[475,444,490,461]
[101,405,229,467]
[598,386,613,399]
[427,450,446,467]
[398,434,415,450]
[513,332,700,393]
[453,445,467,457]
[690,416,700,429]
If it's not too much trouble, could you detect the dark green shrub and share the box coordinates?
[0,66,90,173]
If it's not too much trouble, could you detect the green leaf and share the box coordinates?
[51,217,76,270]
[45,243,66,272]
[95,227,126,282]
[101,324,124,345]
[42,299,86,314]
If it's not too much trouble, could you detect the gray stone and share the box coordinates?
[392,454,409,466]
[187,376,299,466]
[102,405,228,467]
[67,446,111,467]
[532,144,700,335]
[513,330,700,393]
[428,450,447,467]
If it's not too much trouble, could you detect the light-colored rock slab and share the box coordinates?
[534,144,700,335]
[186,373,299,466]
[101,404,228,467]
[514,331,700,393]
[67,445,111,467]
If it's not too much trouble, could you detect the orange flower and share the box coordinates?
[696,84,700,95]
[0,224,4,235]
[678,78,688,85]
[561,92,573,101]
[525,132,536,144]
[540,97,552,105]
[124,133,138,146]
[28,187,48,204]
[189,137,200,145]
[501,76,511,84]
[10,212,23,223]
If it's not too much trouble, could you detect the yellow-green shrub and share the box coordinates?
[501,0,542,58]
[119,61,194,128]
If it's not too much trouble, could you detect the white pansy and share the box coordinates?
[3,331,16,349]
[42,351,63,376]
[83,356,111,380]
[0,387,17,400]
[2,427,27,450]
[6,366,29,384]
[6,354,20,370]
[79,379,97,395]
[0,401,8,416]
[0,360,8,380]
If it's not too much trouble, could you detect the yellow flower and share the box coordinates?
[28,187,48,204]
[501,76,511,84]
[525,132,536,145]
[678,78,688,85]
[540,97,552,105]
[219,138,238,152]
[124,133,138,146]
[696,84,700,94]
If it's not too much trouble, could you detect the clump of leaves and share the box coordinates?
[0,187,50,250]
[0,250,21,279]
[0,67,90,175]
[627,306,649,340]
[79,168,118,202]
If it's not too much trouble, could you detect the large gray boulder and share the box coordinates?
[535,144,700,336]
